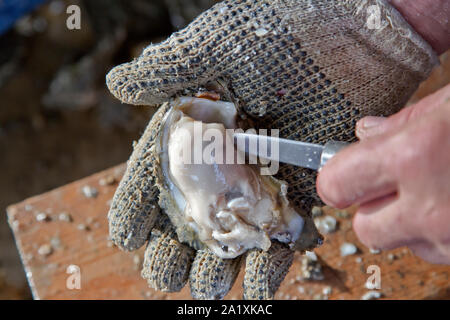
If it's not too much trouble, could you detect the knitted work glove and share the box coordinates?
[106,0,438,300]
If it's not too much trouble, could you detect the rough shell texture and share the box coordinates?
[108,98,311,299]
[139,98,322,253]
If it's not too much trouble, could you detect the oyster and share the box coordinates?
[147,96,319,259]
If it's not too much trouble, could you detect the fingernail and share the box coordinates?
[359,116,386,129]
[356,117,386,140]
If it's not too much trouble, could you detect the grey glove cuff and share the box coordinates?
[348,0,439,76]
[280,0,438,80]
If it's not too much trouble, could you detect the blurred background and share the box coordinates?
[0,0,219,299]
[0,0,448,300]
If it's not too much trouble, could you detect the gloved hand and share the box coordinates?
[106,0,438,300]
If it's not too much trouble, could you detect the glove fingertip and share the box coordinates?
[243,241,294,300]
[142,216,196,292]
[189,250,242,300]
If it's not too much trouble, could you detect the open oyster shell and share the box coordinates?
[141,96,322,259]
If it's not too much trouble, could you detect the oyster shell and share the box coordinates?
[145,96,321,259]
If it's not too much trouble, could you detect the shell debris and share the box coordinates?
[82,185,98,198]
[298,251,324,281]
[38,244,53,257]
[58,212,73,222]
[99,175,116,186]
[387,253,396,262]
[340,242,358,257]
[311,206,323,218]
[77,223,90,231]
[314,215,337,234]
[361,291,383,300]
[11,220,21,232]
[36,212,51,222]
[323,286,332,296]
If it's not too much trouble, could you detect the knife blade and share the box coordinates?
[233,132,349,171]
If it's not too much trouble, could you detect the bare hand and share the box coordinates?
[317,84,450,264]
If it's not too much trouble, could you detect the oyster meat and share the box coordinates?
[156,97,307,258]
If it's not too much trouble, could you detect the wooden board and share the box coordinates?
[6,164,450,300]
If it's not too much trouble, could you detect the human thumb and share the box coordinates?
[356,84,450,140]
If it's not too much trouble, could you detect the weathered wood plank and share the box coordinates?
[6,164,450,300]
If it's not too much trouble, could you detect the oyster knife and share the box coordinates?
[234,133,349,171]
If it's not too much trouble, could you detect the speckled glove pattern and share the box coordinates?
[106,0,438,300]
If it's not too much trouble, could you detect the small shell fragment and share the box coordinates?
[99,175,116,186]
[82,185,98,198]
[36,213,50,222]
[361,290,383,300]
[11,220,21,232]
[340,242,358,257]
[311,206,323,217]
[322,286,332,295]
[314,215,337,234]
[305,250,318,261]
[38,244,53,256]
[77,223,90,231]
[58,212,73,222]
[298,251,324,281]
